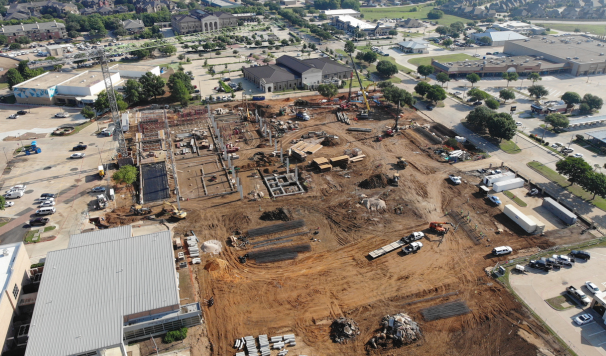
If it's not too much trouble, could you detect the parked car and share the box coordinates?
[585,281,600,294]
[17,110,27,115]
[8,114,18,119]
[552,254,573,266]
[449,175,461,185]
[573,153,584,158]
[222,77,231,82]
[55,112,69,118]
[574,314,593,326]
[6,184,26,192]
[72,144,87,151]
[29,217,49,226]
[492,246,512,256]
[40,193,56,199]
[472,101,483,106]
[488,195,501,205]
[570,250,591,261]
[39,200,55,207]
[3,201,14,207]
[516,122,522,126]
[426,104,435,111]
[91,186,106,193]
[70,153,85,159]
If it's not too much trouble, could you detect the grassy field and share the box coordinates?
[499,140,521,154]
[535,23,606,36]
[503,190,527,207]
[545,295,575,311]
[408,53,475,67]
[361,5,469,26]
[527,161,606,211]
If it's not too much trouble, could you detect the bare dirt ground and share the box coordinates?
[114,97,577,356]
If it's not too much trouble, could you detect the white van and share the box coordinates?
[492,246,513,256]
[36,207,56,215]
[4,191,24,199]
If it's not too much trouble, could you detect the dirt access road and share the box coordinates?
[165,97,571,355]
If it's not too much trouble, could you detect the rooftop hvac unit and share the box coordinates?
[600,53,605,56]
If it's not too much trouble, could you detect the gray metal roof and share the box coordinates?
[243,65,297,83]
[0,21,65,33]
[25,231,179,356]
[302,58,351,75]
[587,129,606,142]
[68,225,132,248]
[276,55,316,75]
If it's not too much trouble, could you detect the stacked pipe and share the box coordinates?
[258,335,270,356]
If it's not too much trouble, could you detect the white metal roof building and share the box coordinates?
[587,129,606,146]
[68,225,132,248]
[323,9,360,17]
[25,230,201,356]
[470,30,527,46]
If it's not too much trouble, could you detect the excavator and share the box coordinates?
[348,53,372,119]
[429,221,454,235]
[163,201,187,219]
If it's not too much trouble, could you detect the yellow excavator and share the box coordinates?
[163,201,187,219]
[348,53,372,119]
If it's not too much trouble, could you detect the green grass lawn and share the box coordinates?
[361,5,469,26]
[503,190,527,207]
[408,53,476,67]
[0,222,7,228]
[0,82,9,90]
[527,161,606,211]
[536,23,606,36]
[499,140,521,154]
[545,295,575,311]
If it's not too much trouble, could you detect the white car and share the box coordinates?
[492,246,513,256]
[39,200,55,207]
[449,175,461,185]
[574,153,584,158]
[516,122,522,126]
[5,185,26,193]
[55,112,69,118]
[574,314,593,326]
[585,281,600,294]
[70,153,85,159]
[3,201,14,207]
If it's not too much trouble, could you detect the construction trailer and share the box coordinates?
[482,171,515,186]
[503,204,545,234]
[492,178,524,192]
[542,197,577,225]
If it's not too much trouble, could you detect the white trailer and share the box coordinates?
[492,178,524,192]
[503,204,537,233]
[483,171,515,186]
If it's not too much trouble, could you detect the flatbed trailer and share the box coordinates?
[368,240,406,259]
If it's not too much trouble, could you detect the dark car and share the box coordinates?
[40,193,57,198]
[73,144,87,151]
[473,101,483,106]
[29,217,49,226]
[570,250,591,261]
[222,77,231,82]
[466,98,476,102]
[486,52,492,55]
[17,110,27,115]
[426,104,435,111]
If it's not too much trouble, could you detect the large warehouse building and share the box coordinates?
[503,36,606,76]
[24,227,201,356]
[432,55,569,78]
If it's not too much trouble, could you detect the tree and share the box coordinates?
[556,156,593,185]
[168,72,193,94]
[580,172,606,199]
[465,106,494,130]
[545,113,569,131]
[581,93,603,111]
[579,103,592,115]
[426,85,446,103]
[468,88,490,102]
[477,36,492,46]
[132,49,150,59]
[377,81,393,89]
[417,65,434,79]
[9,43,21,50]
[466,73,480,87]
[436,72,450,87]
[319,13,328,20]
[81,106,95,119]
[16,36,31,45]
[528,85,548,99]
[177,54,185,61]
[355,51,364,61]
[139,72,166,100]
[449,21,465,33]
[382,86,415,106]
[388,29,398,36]
[442,38,453,47]
[414,81,432,96]
[435,26,450,36]
[528,72,542,84]
[485,98,500,109]
[363,51,378,64]
[117,100,128,111]
[94,90,123,113]
[487,112,516,141]
[428,9,444,19]
[502,72,518,87]
[376,60,398,77]
[159,45,177,56]
[6,68,24,89]
[318,83,338,99]
[170,80,190,106]
[499,88,515,103]
[112,165,138,187]
[561,92,581,107]
[124,79,142,104]
[0,35,7,46]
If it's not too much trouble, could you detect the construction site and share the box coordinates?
[106,89,581,356]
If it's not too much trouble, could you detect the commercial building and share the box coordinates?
[200,0,242,8]
[331,15,395,36]
[470,30,527,46]
[322,9,360,17]
[5,1,79,21]
[431,55,569,78]
[0,243,32,353]
[171,10,237,34]
[134,0,177,13]
[397,40,429,54]
[398,18,424,28]
[280,0,296,5]
[24,228,201,356]
[13,64,160,106]
[0,21,66,43]
[493,21,545,35]
[586,129,606,147]
[242,55,352,92]
[504,36,606,76]
[121,19,146,34]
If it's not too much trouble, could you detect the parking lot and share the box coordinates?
[510,247,606,356]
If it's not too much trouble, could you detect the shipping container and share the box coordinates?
[542,197,577,225]
[121,113,129,132]
[527,215,546,234]
[503,204,537,233]
[492,178,525,192]
[482,171,515,186]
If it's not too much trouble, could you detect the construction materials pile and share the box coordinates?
[361,198,386,212]
[246,244,311,263]
[322,136,340,146]
[369,313,422,349]
[359,174,389,189]
[201,240,223,254]
[260,208,291,221]
[331,317,360,343]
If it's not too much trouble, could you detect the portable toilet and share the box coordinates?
[109,188,115,201]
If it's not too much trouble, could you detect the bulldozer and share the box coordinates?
[397,157,408,169]
[429,222,454,235]
[163,201,187,219]
[130,205,151,215]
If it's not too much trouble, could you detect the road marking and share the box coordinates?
[589,330,606,336]
[581,322,596,327]
[596,340,606,346]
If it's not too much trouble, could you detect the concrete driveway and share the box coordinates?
[510,247,606,356]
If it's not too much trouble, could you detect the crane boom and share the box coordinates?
[347,53,371,118]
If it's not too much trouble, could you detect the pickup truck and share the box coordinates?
[567,286,591,305]
[529,259,552,271]
[449,175,461,185]
[402,242,422,255]
[402,232,424,244]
